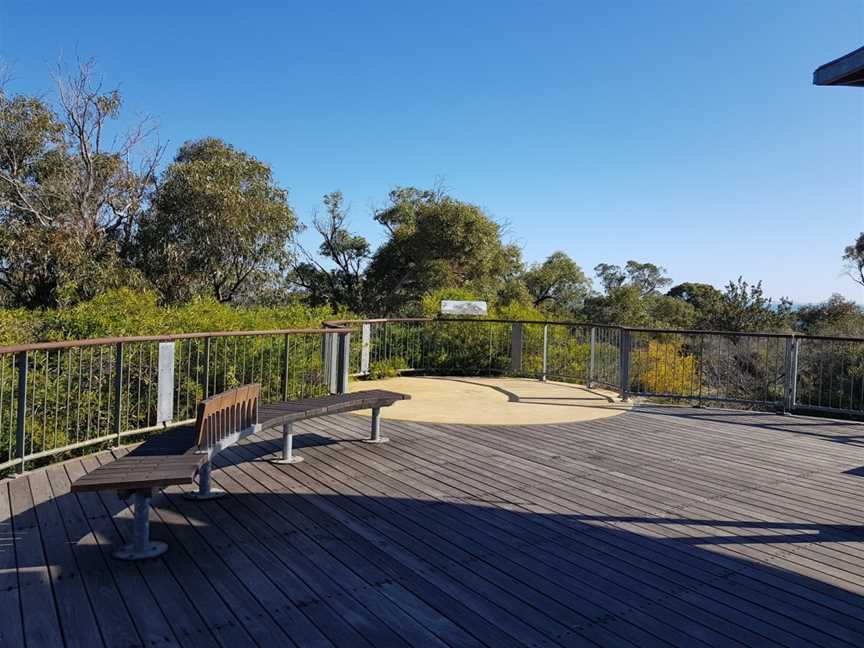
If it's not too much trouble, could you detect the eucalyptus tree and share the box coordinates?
[0,62,162,307]
[364,186,522,314]
[136,138,297,303]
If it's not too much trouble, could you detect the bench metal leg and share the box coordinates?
[363,408,389,444]
[183,460,226,500]
[113,489,168,561]
[272,422,303,464]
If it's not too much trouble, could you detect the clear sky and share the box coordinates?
[2,1,862,304]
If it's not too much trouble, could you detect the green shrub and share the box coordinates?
[369,356,408,379]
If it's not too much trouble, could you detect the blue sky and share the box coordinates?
[1,1,862,304]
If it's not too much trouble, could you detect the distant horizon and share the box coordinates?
[2,1,862,305]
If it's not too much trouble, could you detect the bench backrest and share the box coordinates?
[194,383,260,453]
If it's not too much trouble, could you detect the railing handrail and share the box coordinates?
[324,317,864,343]
[0,326,355,355]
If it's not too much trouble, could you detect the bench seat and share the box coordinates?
[69,386,408,560]
[72,425,203,493]
[259,389,409,426]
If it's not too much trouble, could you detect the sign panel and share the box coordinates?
[440,300,488,316]
[157,342,175,425]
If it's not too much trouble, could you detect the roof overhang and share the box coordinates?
[814,46,864,86]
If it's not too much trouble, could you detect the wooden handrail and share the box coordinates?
[0,327,355,355]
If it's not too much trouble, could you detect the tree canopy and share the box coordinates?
[523,252,591,315]
[0,63,160,307]
[364,187,522,314]
[136,137,297,303]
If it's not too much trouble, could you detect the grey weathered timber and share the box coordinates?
[7,403,864,646]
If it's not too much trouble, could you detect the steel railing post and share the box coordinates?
[541,324,548,382]
[336,332,350,395]
[510,322,523,374]
[619,329,631,401]
[113,342,123,446]
[15,351,27,474]
[784,336,799,413]
[588,327,596,388]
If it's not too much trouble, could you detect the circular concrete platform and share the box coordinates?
[349,376,630,425]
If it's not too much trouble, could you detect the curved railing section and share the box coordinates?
[0,327,352,474]
[3,316,860,474]
[325,317,864,420]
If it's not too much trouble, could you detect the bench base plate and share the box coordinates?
[113,541,168,561]
[183,489,226,501]
[271,455,304,465]
[362,437,390,444]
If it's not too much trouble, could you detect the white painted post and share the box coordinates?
[360,323,371,375]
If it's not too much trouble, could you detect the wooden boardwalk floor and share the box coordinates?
[4,405,864,647]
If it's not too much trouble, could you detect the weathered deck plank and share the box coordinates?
[3,404,864,646]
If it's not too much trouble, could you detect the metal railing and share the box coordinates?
[324,317,864,419]
[0,327,352,474]
[5,316,862,474]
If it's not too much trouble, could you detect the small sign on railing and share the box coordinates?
[441,300,488,316]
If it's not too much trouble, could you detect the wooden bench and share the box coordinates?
[71,385,408,560]
[258,389,410,464]
[72,383,262,560]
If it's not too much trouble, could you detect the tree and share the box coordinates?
[843,233,864,287]
[594,260,671,297]
[0,62,161,307]
[523,251,591,315]
[582,285,653,327]
[668,282,723,311]
[593,263,627,293]
[796,294,864,336]
[704,278,792,332]
[136,138,297,303]
[582,285,696,328]
[365,187,522,313]
[293,191,371,312]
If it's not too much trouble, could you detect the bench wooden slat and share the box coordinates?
[71,455,205,492]
[258,390,409,428]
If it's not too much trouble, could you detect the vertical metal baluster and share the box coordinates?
[203,336,211,398]
[113,342,123,446]
[282,334,290,401]
[15,351,27,473]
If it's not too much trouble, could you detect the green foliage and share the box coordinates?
[696,278,792,332]
[523,252,592,316]
[3,288,344,344]
[293,191,371,312]
[368,356,408,379]
[843,232,864,288]
[594,261,671,297]
[0,65,157,308]
[136,138,297,303]
[796,294,864,337]
[365,187,522,314]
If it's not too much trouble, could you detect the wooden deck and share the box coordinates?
[4,404,864,647]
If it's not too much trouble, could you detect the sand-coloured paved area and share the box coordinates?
[350,376,630,425]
